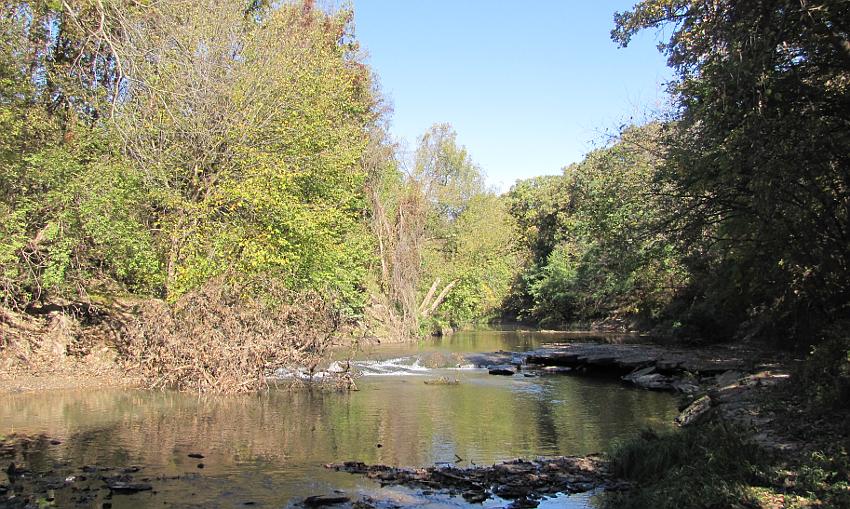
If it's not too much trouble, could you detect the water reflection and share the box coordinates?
[0,331,676,508]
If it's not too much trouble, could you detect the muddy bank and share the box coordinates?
[327,455,620,508]
[0,371,141,396]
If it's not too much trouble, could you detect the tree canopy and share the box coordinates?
[612,0,850,342]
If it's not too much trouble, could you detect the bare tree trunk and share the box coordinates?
[421,280,456,319]
[418,278,441,314]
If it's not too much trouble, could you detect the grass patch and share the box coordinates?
[600,423,773,509]
[795,448,850,508]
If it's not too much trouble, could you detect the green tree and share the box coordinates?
[505,125,686,327]
[613,0,850,341]
[0,1,381,315]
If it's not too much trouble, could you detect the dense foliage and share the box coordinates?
[613,0,850,343]
[0,0,377,313]
[504,125,687,328]
[369,124,517,336]
[506,0,850,350]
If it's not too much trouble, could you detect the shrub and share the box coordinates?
[797,326,850,411]
[602,424,771,509]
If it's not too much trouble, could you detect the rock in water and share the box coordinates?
[633,373,673,390]
[462,490,489,503]
[622,365,656,382]
[488,365,516,376]
[304,495,351,507]
[671,379,700,394]
[106,481,153,493]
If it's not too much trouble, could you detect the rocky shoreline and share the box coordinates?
[326,455,619,508]
[321,341,802,508]
[2,340,804,508]
[464,341,778,393]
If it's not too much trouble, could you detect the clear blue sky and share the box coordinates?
[353,1,673,192]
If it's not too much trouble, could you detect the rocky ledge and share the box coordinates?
[465,341,777,394]
[326,455,621,509]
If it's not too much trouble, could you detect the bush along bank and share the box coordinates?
[603,360,850,509]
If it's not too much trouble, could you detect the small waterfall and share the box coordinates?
[350,356,432,376]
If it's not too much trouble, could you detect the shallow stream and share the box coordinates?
[0,330,678,508]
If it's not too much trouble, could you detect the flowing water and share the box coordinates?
[0,330,678,508]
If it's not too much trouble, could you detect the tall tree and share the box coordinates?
[614,0,850,341]
[0,1,380,312]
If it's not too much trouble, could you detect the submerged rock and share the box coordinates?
[304,495,351,506]
[106,480,153,493]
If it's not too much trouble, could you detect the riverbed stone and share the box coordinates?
[671,379,701,394]
[105,480,153,493]
[328,454,610,506]
[462,489,489,503]
[304,495,351,507]
[489,365,516,376]
[632,373,672,390]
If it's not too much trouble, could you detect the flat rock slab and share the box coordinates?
[493,343,747,374]
[467,341,760,391]
[465,352,516,368]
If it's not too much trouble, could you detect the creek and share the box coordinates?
[0,330,677,508]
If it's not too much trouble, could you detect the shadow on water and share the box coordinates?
[0,331,677,508]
